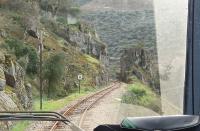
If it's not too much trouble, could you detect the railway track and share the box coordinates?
[47,82,121,131]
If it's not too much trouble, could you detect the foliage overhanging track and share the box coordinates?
[49,82,121,131]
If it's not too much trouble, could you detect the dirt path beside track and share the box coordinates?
[81,83,159,131]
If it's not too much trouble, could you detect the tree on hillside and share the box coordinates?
[40,0,71,16]
[5,38,39,75]
[26,48,39,75]
[43,52,65,98]
[40,0,79,19]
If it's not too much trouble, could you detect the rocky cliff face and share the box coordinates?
[56,23,108,59]
[81,9,156,78]
[0,91,19,130]
[73,28,109,86]
[120,47,160,94]
[0,52,31,130]
[0,52,32,110]
[0,53,6,91]
[67,25,109,86]
[54,23,109,86]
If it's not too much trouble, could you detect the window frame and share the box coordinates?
[184,0,200,115]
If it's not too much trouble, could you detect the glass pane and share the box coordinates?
[0,0,188,130]
[154,0,188,115]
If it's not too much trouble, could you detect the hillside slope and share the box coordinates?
[0,1,109,129]
[79,0,156,77]
[76,0,153,11]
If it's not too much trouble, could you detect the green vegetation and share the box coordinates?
[11,87,98,131]
[43,52,66,98]
[57,16,69,25]
[0,1,108,130]
[11,121,29,131]
[12,86,99,131]
[82,10,155,55]
[85,54,100,65]
[5,38,29,59]
[122,77,161,113]
[4,85,15,94]
[4,38,39,75]
[34,87,97,111]
[26,48,38,75]
[82,10,156,77]
[12,95,79,131]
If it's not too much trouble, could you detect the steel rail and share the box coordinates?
[49,82,120,131]
[78,82,121,128]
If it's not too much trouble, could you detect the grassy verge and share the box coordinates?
[33,87,97,111]
[122,77,161,113]
[11,121,29,131]
[11,87,99,131]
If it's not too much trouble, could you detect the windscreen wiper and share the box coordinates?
[0,111,84,131]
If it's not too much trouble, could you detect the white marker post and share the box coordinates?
[77,74,83,94]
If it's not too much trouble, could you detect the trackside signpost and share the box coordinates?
[78,74,83,94]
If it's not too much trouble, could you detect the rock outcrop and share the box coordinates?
[57,23,107,59]
[15,62,32,109]
[0,52,6,91]
[120,47,160,94]
[81,10,156,78]
[0,53,19,130]
[4,55,16,88]
[0,70,5,91]
[2,54,32,109]
[0,91,19,131]
[56,23,109,86]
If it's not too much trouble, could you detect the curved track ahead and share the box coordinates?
[48,82,121,131]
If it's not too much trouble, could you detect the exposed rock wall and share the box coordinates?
[14,62,32,109]
[0,54,32,110]
[57,23,107,59]
[56,23,109,86]
[0,53,6,91]
[4,55,16,87]
[120,47,160,94]
[0,91,18,131]
[0,53,18,130]
[81,9,156,78]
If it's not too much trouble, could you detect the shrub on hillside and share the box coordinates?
[26,48,38,75]
[5,38,29,59]
[122,81,161,114]
[43,52,66,98]
[5,38,39,75]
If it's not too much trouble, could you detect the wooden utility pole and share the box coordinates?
[39,32,43,110]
